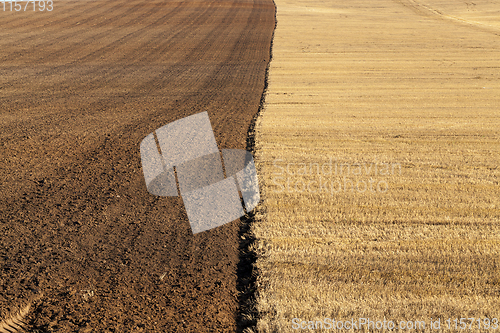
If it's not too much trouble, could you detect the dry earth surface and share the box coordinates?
[253,0,500,331]
[0,0,275,331]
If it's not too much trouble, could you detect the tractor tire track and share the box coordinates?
[395,0,500,34]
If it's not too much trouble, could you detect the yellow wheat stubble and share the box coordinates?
[252,0,500,331]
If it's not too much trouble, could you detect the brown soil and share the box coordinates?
[0,0,275,332]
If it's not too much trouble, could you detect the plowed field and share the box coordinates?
[0,0,275,331]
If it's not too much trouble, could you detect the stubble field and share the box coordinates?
[252,0,500,331]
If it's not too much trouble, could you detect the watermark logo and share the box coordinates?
[272,158,401,194]
[140,112,260,234]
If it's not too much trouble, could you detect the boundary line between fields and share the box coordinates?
[236,0,277,331]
